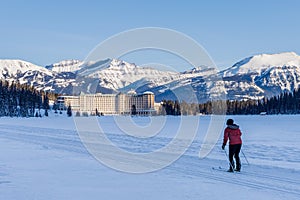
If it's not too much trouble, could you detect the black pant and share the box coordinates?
[229,144,242,170]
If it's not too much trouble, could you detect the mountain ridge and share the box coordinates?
[1,52,300,102]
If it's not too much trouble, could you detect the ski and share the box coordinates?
[212,167,240,173]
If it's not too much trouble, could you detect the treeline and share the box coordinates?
[159,89,300,115]
[0,80,55,117]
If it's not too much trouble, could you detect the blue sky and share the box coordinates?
[1,0,300,70]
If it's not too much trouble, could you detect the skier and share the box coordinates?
[222,119,242,172]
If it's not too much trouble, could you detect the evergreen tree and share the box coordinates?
[67,105,72,117]
[0,80,57,117]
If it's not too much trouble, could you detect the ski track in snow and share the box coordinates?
[0,120,299,199]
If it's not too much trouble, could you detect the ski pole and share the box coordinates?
[241,149,250,165]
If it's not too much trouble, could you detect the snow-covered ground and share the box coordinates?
[0,114,299,200]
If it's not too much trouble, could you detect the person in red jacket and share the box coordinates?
[222,119,242,172]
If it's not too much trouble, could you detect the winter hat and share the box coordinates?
[226,119,234,125]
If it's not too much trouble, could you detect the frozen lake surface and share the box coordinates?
[0,115,299,199]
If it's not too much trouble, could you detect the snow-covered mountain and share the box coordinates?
[0,59,51,78]
[222,52,300,77]
[0,59,77,93]
[221,52,300,100]
[45,60,83,73]
[0,58,181,96]
[1,52,300,101]
[88,59,181,91]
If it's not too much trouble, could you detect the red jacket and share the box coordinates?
[223,124,242,145]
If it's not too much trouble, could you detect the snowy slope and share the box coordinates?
[0,59,52,80]
[0,115,299,200]
[87,59,179,90]
[221,52,300,100]
[222,52,300,77]
[45,59,83,73]
[0,59,50,74]
[0,59,77,93]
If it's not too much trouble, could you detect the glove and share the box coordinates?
[222,144,225,150]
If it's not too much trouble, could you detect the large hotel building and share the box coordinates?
[56,91,157,115]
